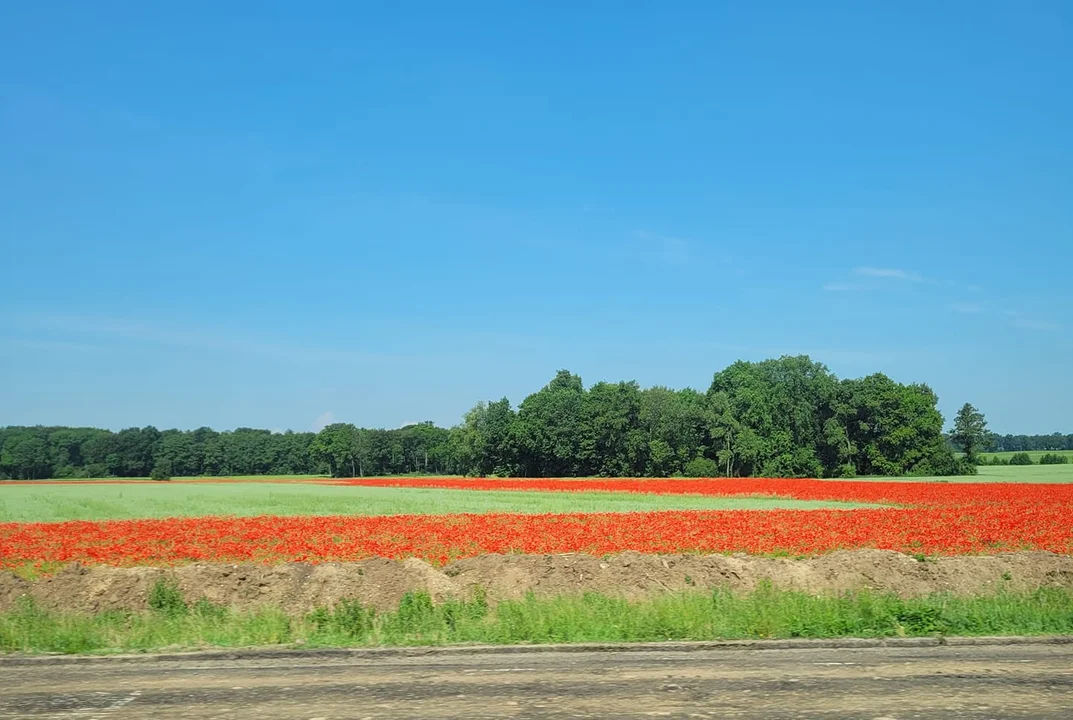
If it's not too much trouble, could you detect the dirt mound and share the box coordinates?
[446,550,1073,601]
[2,551,1072,615]
[0,558,457,615]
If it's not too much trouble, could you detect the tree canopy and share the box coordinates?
[951,403,989,464]
[0,355,987,480]
[979,432,1073,453]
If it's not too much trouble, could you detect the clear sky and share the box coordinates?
[2,1,1070,435]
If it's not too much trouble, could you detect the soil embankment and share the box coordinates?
[3,550,1072,615]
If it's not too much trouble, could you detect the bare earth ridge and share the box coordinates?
[4,550,1073,615]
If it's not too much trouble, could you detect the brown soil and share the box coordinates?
[2,550,1072,615]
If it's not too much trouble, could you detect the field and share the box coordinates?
[968,464,1073,482]
[978,450,1073,463]
[898,464,1073,483]
[3,473,1073,566]
[3,470,1073,653]
[24,462,1073,484]
[0,483,871,523]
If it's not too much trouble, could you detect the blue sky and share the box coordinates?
[2,1,1070,434]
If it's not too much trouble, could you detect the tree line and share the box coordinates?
[982,452,1070,466]
[1,356,989,480]
[981,433,1073,453]
[0,423,452,480]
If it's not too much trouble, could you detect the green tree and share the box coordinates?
[514,370,594,477]
[707,356,834,478]
[951,403,988,465]
[836,375,957,477]
[150,459,172,481]
[0,432,52,480]
[456,399,519,476]
[157,431,199,477]
[640,387,710,476]
[310,423,361,478]
[112,426,160,477]
[683,455,720,478]
[586,381,646,476]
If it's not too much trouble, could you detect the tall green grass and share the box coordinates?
[4,583,1072,654]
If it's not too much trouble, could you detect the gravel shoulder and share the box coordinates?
[3,641,1072,718]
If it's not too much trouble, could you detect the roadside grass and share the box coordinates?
[4,584,1073,655]
[0,484,879,523]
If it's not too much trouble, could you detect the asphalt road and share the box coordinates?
[2,641,1072,719]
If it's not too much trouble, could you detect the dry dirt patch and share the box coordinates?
[2,550,1072,615]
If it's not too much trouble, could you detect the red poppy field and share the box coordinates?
[1,478,1071,570]
[333,476,1073,507]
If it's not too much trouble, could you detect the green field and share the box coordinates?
[862,464,1073,483]
[3,463,1071,523]
[971,464,1073,482]
[0,483,878,523]
[979,450,1073,463]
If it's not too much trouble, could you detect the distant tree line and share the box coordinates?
[982,452,1070,466]
[1,356,987,480]
[981,433,1073,453]
[0,424,452,480]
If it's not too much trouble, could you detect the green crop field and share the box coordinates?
[979,450,1073,463]
[857,464,1073,483]
[970,464,1073,482]
[0,483,879,523]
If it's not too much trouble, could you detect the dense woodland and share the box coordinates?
[1,355,1051,481]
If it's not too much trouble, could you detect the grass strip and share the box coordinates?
[4,582,1073,655]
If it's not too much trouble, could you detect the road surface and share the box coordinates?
[2,641,1072,719]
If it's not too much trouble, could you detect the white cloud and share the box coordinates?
[853,267,924,282]
[312,411,336,431]
[1014,318,1059,331]
[633,229,740,273]
[0,311,396,365]
[634,229,691,266]
[949,302,985,314]
[4,337,105,352]
[1006,311,1059,332]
